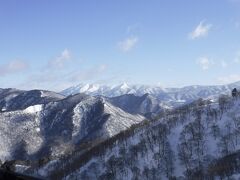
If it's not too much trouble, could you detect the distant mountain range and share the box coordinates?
[61,81,240,107]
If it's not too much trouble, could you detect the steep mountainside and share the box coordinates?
[0,89,145,163]
[107,93,164,117]
[30,94,240,179]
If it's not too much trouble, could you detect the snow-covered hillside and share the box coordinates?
[0,89,145,163]
[33,94,240,180]
[0,88,65,112]
[2,87,240,180]
[106,93,165,117]
[61,82,240,107]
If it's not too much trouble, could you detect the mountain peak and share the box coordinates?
[119,82,130,90]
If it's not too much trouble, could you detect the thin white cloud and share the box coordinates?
[196,57,214,70]
[218,74,240,84]
[221,60,228,68]
[0,60,29,76]
[126,23,141,34]
[19,72,70,91]
[118,36,139,52]
[98,64,107,72]
[234,51,240,63]
[189,21,212,40]
[69,64,108,82]
[20,64,108,91]
[49,49,71,68]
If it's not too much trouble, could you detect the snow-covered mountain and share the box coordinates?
[0,89,145,163]
[30,93,240,179]
[61,83,166,97]
[2,86,240,179]
[61,81,240,107]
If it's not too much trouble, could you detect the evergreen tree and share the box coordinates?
[232,88,238,98]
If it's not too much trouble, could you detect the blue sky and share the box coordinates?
[0,0,240,91]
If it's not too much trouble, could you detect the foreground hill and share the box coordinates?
[27,94,240,179]
[0,88,65,112]
[0,89,145,163]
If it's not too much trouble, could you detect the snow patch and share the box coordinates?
[24,104,42,114]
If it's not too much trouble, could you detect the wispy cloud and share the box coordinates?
[196,57,214,70]
[118,36,139,52]
[234,51,240,63]
[189,21,212,40]
[218,74,240,84]
[126,23,141,34]
[48,49,71,68]
[20,63,108,91]
[221,60,228,68]
[0,60,29,76]
[19,72,70,91]
[68,64,108,82]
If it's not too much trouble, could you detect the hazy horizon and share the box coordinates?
[3,80,240,93]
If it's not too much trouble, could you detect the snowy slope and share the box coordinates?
[70,94,144,143]
[106,93,164,117]
[0,104,43,162]
[35,95,240,180]
[3,86,240,179]
[0,89,145,163]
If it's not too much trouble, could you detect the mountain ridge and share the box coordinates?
[61,81,240,108]
[0,89,145,163]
